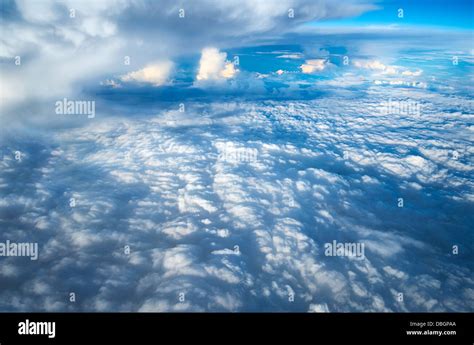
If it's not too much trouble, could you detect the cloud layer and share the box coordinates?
[1,84,472,311]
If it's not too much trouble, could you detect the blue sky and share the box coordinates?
[313,0,474,29]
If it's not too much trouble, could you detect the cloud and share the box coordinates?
[373,79,427,88]
[353,59,388,71]
[1,0,379,115]
[1,92,473,311]
[100,79,122,88]
[353,59,423,77]
[300,59,329,73]
[316,73,366,87]
[196,47,238,82]
[1,0,473,313]
[120,61,174,86]
[277,53,304,59]
[402,69,423,77]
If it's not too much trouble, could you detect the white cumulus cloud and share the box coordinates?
[354,59,423,77]
[300,59,329,74]
[120,61,174,86]
[196,47,238,82]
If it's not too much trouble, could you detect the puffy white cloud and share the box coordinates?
[354,59,388,71]
[300,59,328,73]
[120,61,174,86]
[354,59,423,77]
[196,47,238,82]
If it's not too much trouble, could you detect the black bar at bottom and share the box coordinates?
[0,313,472,345]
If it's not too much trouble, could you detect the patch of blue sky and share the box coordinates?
[228,45,305,74]
[309,0,473,29]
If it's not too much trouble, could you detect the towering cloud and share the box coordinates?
[196,48,238,82]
